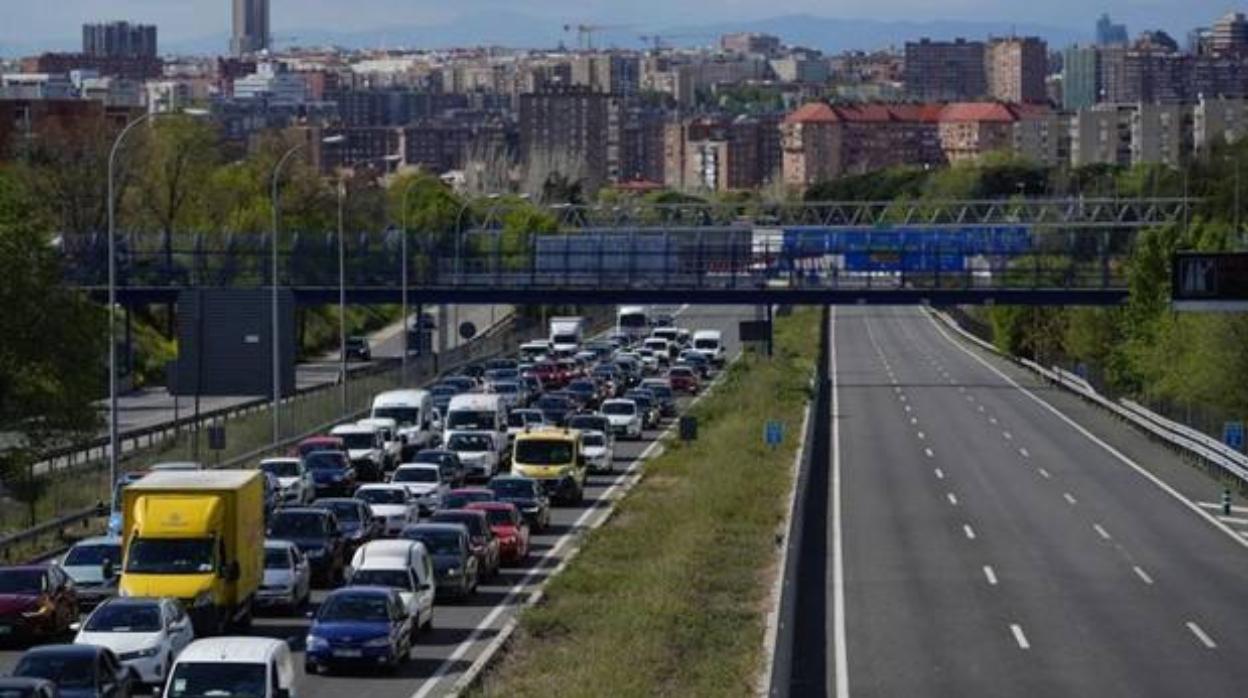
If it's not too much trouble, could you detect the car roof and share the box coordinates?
[396,463,441,471]
[275,507,330,517]
[372,389,430,404]
[71,536,121,547]
[94,596,164,609]
[331,424,377,434]
[450,487,492,494]
[261,457,300,464]
[357,483,407,491]
[177,637,288,663]
[20,644,101,658]
[264,539,299,550]
[325,585,392,599]
[466,501,515,511]
[404,523,467,536]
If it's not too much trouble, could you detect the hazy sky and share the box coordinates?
[0,0,1236,46]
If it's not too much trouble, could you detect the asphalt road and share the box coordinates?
[831,306,1248,697]
[3,304,755,698]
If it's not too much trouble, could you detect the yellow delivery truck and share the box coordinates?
[118,470,264,636]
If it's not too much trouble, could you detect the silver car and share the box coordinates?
[257,540,312,613]
[59,536,122,610]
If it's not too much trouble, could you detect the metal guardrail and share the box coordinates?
[932,309,1248,491]
[0,311,538,561]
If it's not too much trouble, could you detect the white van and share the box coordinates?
[371,389,435,459]
[444,394,506,440]
[519,340,552,362]
[329,423,387,479]
[346,540,435,637]
[643,337,677,361]
[692,329,726,366]
[164,637,296,698]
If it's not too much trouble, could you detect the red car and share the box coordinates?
[293,436,347,459]
[0,566,78,643]
[667,366,701,394]
[533,362,562,389]
[467,502,530,565]
[442,487,496,510]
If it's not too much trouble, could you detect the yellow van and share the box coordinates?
[511,428,586,504]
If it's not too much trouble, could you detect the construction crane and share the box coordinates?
[563,23,630,51]
[638,33,712,52]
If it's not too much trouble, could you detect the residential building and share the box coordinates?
[1131,103,1191,166]
[1071,104,1134,166]
[570,54,640,95]
[1212,12,1248,57]
[145,80,195,114]
[0,98,110,160]
[1194,96,1248,153]
[519,86,618,192]
[617,104,668,183]
[1096,14,1129,46]
[780,102,841,188]
[82,21,157,59]
[22,52,162,81]
[770,55,830,84]
[904,39,987,101]
[985,37,1048,103]
[1063,45,1101,110]
[0,73,76,99]
[402,116,515,175]
[938,102,1039,163]
[1013,111,1071,167]
[234,62,308,105]
[781,101,945,186]
[720,33,782,56]
[231,0,270,56]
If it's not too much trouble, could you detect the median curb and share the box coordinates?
[444,355,739,698]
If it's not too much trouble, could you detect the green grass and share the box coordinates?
[471,308,819,698]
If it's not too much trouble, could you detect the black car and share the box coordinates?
[345,336,372,362]
[428,510,499,580]
[400,524,478,600]
[411,449,467,488]
[13,644,137,698]
[486,476,552,531]
[310,498,380,555]
[533,394,575,426]
[565,380,601,409]
[266,508,345,585]
[643,383,678,418]
[625,390,661,428]
[0,677,58,697]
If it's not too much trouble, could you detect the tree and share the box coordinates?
[0,171,106,525]
[18,113,121,234]
[129,116,221,238]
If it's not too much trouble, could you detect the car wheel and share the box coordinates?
[305,662,319,676]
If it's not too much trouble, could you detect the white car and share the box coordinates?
[506,409,548,443]
[600,399,643,440]
[355,484,419,536]
[165,637,297,698]
[258,540,312,613]
[74,597,195,688]
[357,418,403,471]
[579,430,614,474]
[330,423,386,480]
[444,430,501,480]
[259,458,314,505]
[346,540,436,638]
[391,464,449,513]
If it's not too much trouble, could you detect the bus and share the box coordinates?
[617,306,649,341]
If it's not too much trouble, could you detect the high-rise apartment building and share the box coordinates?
[82,21,157,59]
[720,33,782,56]
[986,37,1048,103]
[1062,45,1102,110]
[519,86,618,192]
[231,0,270,56]
[1096,14,1128,46]
[904,39,987,101]
[1211,12,1248,57]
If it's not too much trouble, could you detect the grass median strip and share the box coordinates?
[471,309,819,698]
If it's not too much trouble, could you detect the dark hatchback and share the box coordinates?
[533,394,575,426]
[310,499,380,556]
[400,524,478,600]
[303,450,357,497]
[0,566,77,645]
[266,509,345,585]
[486,476,552,531]
[427,510,499,580]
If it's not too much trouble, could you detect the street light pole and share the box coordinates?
[337,176,348,412]
[270,143,306,447]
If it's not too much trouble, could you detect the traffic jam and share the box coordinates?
[0,306,728,697]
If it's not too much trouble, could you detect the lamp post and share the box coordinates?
[270,134,345,447]
[107,108,207,508]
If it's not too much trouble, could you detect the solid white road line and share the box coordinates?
[963,524,977,540]
[983,565,998,585]
[924,447,934,458]
[927,310,1248,552]
[1019,448,1030,458]
[1133,566,1154,585]
[1063,492,1077,505]
[1186,622,1218,649]
[1216,515,1248,525]
[1094,524,1112,540]
[1003,431,1013,440]
[934,468,945,480]
[904,405,912,413]
[917,431,926,440]
[988,417,998,425]
[909,417,918,425]
[1010,624,1031,650]
[831,307,849,698]
[1197,502,1248,514]
[1038,467,1051,479]
[947,492,959,506]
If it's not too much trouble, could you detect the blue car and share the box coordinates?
[305,587,412,675]
[304,451,357,497]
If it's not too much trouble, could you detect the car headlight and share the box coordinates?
[364,636,392,648]
[133,645,161,659]
[446,567,460,576]
[306,635,328,651]
[21,602,53,618]
[305,548,325,559]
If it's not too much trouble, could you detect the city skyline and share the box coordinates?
[2,1,1245,55]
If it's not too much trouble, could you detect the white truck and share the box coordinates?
[549,316,587,354]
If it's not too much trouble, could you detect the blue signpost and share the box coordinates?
[1223,421,1244,452]
[765,420,784,448]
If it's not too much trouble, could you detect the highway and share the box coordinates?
[0,303,754,698]
[831,306,1248,697]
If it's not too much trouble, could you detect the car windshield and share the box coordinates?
[405,531,462,555]
[393,468,438,483]
[481,509,514,526]
[0,570,43,594]
[269,512,329,538]
[125,538,215,574]
[694,339,718,349]
[64,543,120,567]
[493,382,519,394]
[319,593,390,622]
[670,368,694,377]
[350,569,414,590]
[166,662,267,698]
[447,411,496,430]
[447,434,493,452]
[508,412,541,427]
[298,442,341,457]
[535,396,571,410]
[338,433,375,450]
[582,433,607,447]
[318,502,361,522]
[489,480,536,498]
[650,386,673,399]
[603,402,636,416]
[431,514,484,537]
[261,461,299,478]
[358,489,407,505]
[304,453,346,471]
[373,406,419,426]
[263,548,291,569]
[515,439,574,465]
[14,654,94,689]
[431,386,457,397]
[84,602,162,632]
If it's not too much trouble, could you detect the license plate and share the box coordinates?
[333,649,362,658]
[0,626,11,635]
